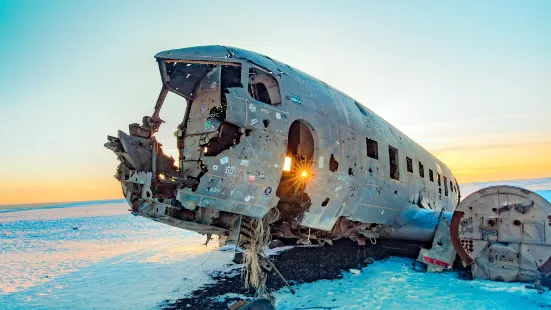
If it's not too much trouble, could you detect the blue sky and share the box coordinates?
[1,0,550,203]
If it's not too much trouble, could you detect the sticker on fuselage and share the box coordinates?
[240,159,249,166]
[220,157,229,165]
[204,121,212,129]
[264,187,272,195]
[251,118,259,126]
[212,165,218,171]
[249,103,257,112]
[276,112,281,120]
[291,95,301,104]
[248,175,255,181]
[201,104,206,113]
[225,164,235,175]
[318,156,324,169]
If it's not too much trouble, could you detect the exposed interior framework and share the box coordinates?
[248,67,281,105]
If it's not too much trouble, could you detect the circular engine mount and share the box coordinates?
[450,185,551,282]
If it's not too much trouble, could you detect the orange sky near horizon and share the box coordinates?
[1,143,549,205]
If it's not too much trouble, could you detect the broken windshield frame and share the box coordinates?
[152,60,284,131]
[150,60,245,131]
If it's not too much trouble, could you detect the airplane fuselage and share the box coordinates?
[107,45,459,244]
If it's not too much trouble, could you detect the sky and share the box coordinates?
[0,0,550,204]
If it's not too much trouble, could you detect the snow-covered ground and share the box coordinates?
[1,177,550,309]
[0,202,237,309]
[273,257,551,309]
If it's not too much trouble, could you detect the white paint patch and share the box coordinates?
[220,157,229,165]
[335,186,342,192]
[248,103,256,112]
[251,118,259,126]
[240,159,249,166]
[276,112,281,119]
[318,156,324,169]
[244,195,251,202]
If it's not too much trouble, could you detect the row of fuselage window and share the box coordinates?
[365,138,457,198]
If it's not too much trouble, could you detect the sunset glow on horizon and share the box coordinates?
[1,1,549,205]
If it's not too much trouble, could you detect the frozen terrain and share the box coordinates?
[1,177,550,309]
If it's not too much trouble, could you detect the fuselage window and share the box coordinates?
[429,169,434,182]
[248,68,281,105]
[437,173,441,186]
[450,181,453,193]
[249,83,271,103]
[406,157,413,173]
[355,102,368,116]
[419,162,425,178]
[388,146,399,180]
[366,138,378,159]
[444,176,449,196]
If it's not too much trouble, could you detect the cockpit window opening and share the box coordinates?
[419,162,425,178]
[221,65,242,89]
[366,138,378,159]
[355,102,368,116]
[163,62,216,99]
[388,146,399,180]
[249,82,271,104]
[406,157,413,173]
[248,67,281,105]
[444,176,449,196]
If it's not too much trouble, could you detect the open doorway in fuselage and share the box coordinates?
[276,120,315,205]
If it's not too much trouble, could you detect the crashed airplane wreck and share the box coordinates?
[105,45,551,298]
